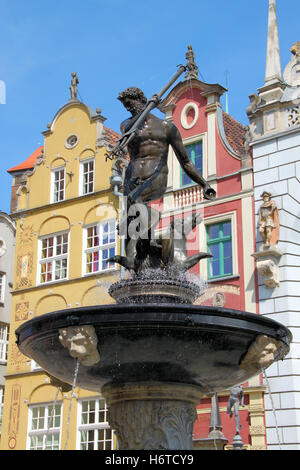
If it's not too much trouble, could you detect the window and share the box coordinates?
[27,403,62,450]
[39,232,69,284]
[77,398,114,450]
[51,167,65,202]
[65,134,78,149]
[0,273,5,303]
[181,141,203,187]
[80,159,94,195]
[0,386,3,433]
[0,324,9,363]
[206,221,233,279]
[84,221,116,275]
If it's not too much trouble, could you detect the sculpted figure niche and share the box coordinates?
[258,191,279,247]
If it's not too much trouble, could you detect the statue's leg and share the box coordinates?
[234,402,240,433]
[226,399,233,417]
[265,227,272,245]
[259,226,265,243]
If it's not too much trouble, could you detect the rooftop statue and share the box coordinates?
[107,51,216,275]
[185,45,199,80]
[70,72,79,101]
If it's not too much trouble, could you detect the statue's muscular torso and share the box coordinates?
[122,113,171,202]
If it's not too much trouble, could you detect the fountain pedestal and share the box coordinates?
[102,382,201,450]
[15,302,292,450]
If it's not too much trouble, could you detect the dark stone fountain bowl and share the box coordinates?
[15,304,292,394]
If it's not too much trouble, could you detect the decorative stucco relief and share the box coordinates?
[8,384,21,450]
[16,225,34,289]
[287,105,300,127]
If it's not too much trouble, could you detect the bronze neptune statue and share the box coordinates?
[107,64,216,276]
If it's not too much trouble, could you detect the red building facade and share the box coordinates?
[159,68,266,449]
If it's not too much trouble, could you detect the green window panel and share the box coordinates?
[181,141,203,187]
[207,221,233,279]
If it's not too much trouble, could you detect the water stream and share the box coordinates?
[63,358,80,450]
[262,368,282,450]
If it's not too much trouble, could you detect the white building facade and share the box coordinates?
[248,0,300,450]
[0,211,15,435]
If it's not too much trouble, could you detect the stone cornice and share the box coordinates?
[249,123,300,146]
[160,78,226,110]
[9,187,114,220]
[42,100,106,136]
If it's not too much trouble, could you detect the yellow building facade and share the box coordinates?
[1,74,268,451]
[1,98,121,450]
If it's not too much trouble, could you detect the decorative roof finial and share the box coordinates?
[185,45,199,80]
[283,41,300,87]
[70,72,79,101]
[290,41,300,57]
[265,0,282,84]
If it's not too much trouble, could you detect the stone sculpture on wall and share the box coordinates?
[240,334,284,376]
[283,41,300,87]
[59,325,100,366]
[252,191,282,289]
[258,191,279,248]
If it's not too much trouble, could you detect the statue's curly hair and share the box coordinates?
[118,87,147,104]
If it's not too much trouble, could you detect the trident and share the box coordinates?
[105,65,187,161]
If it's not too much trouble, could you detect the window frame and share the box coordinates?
[76,397,115,450]
[37,231,70,285]
[26,402,63,451]
[171,132,207,191]
[79,157,95,196]
[0,386,4,434]
[206,221,233,279]
[0,323,9,364]
[180,140,203,188]
[0,272,5,304]
[82,220,117,276]
[50,166,66,203]
[203,212,238,281]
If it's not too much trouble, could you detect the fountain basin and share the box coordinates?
[108,277,201,304]
[15,304,291,394]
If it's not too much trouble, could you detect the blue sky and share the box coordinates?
[0,0,299,214]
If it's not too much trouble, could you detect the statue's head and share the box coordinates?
[261,191,272,202]
[118,87,147,115]
[118,87,147,104]
[59,325,100,366]
[290,41,300,57]
[240,334,281,373]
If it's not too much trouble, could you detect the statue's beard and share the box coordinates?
[126,101,146,116]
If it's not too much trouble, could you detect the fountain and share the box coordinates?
[15,61,292,450]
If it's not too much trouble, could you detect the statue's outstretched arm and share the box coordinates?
[167,124,216,200]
